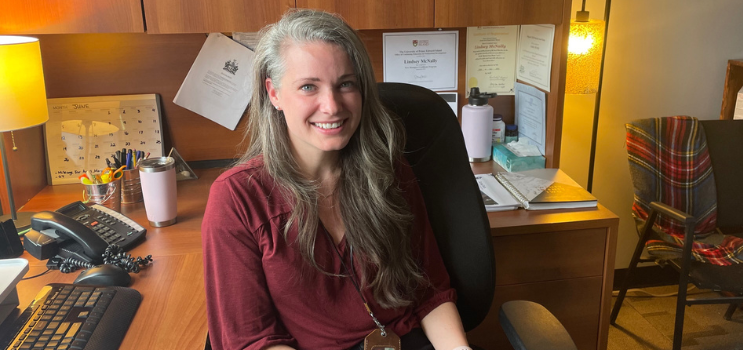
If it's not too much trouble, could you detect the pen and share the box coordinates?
[126,152,132,170]
[120,149,126,168]
[145,152,150,160]
[106,158,112,168]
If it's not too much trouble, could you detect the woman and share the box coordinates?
[202,9,471,350]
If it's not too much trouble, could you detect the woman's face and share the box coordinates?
[266,41,362,163]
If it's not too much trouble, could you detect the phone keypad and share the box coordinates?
[63,204,146,251]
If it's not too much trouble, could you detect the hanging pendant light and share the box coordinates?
[566,11,605,94]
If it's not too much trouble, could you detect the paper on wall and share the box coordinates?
[514,82,547,155]
[383,31,459,91]
[232,32,260,51]
[174,33,255,131]
[516,25,554,92]
[466,26,519,95]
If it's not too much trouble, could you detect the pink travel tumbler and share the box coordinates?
[138,157,177,227]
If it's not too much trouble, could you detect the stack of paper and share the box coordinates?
[475,173,521,212]
[1,258,29,323]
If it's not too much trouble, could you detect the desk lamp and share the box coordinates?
[0,36,49,231]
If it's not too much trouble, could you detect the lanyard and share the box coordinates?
[323,227,388,337]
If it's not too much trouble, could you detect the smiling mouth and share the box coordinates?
[312,121,344,129]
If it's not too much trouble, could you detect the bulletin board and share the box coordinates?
[45,94,164,185]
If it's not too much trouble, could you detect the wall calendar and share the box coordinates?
[45,94,164,185]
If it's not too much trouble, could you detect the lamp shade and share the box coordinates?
[565,20,605,94]
[0,36,49,132]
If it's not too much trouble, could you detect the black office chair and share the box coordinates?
[205,83,575,350]
[379,82,575,350]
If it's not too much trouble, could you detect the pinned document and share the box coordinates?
[174,33,255,131]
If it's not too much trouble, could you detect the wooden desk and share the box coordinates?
[14,165,617,350]
[14,168,220,350]
[467,163,619,350]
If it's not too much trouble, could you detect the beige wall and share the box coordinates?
[563,0,743,268]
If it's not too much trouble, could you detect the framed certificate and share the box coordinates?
[45,94,164,185]
[383,31,459,91]
[516,25,555,92]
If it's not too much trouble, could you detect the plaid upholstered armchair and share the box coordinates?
[611,116,743,350]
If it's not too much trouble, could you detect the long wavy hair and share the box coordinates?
[238,9,424,308]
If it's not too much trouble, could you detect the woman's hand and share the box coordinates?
[420,301,470,350]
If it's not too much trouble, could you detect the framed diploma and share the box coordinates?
[516,25,555,92]
[466,26,519,95]
[45,94,165,185]
[383,31,459,91]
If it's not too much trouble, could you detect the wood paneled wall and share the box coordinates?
[0,128,47,215]
[0,0,144,34]
[5,24,567,211]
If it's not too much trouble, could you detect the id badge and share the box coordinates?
[363,328,401,350]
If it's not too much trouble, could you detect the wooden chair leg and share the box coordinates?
[724,303,738,321]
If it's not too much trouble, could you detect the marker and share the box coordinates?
[119,149,126,168]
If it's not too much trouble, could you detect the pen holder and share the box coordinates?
[121,169,143,204]
[82,178,122,212]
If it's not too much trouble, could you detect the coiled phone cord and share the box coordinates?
[54,244,153,274]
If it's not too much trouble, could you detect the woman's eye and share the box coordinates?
[340,81,357,89]
[300,85,316,92]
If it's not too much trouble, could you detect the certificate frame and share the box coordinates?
[516,24,555,92]
[383,31,459,91]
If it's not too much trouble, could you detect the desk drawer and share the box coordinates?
[493,228,607,286]
[467,276,603,350]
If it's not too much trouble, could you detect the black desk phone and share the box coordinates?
[24,201,147,264]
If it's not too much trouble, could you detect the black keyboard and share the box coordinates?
[0,284,141,350]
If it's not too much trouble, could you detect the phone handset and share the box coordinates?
[30,211,108,263]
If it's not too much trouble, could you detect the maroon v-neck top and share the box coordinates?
[202,156,456,350]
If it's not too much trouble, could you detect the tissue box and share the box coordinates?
[492,144,545,172]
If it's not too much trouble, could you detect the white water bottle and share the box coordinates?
[462,87,497,162]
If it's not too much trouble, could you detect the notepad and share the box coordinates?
[475,173,521,212]
[494,169,597,210]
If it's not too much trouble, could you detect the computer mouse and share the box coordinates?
[74,264,132,287]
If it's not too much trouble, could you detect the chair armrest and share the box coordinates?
[499,300,577,350]
[649,202,695,225]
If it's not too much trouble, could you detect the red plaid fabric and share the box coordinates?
[626,116,743,265]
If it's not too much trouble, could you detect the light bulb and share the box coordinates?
[569,33,594,55]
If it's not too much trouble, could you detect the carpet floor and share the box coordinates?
[609,285,743,350]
